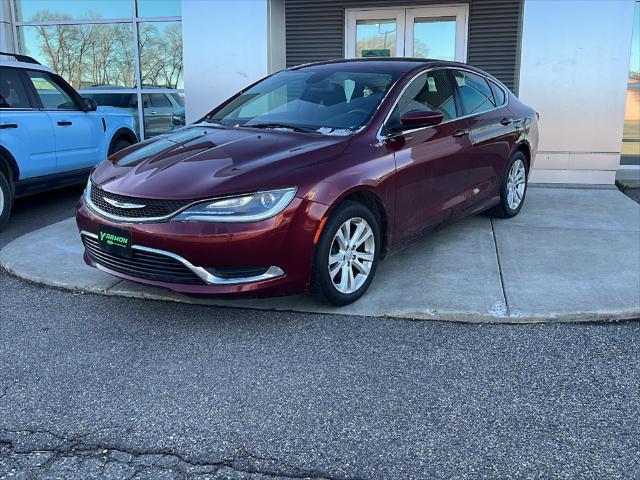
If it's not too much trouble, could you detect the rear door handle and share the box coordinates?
[0,123,18,129]
[453,129,469,138]
[57,120,72,126]
[500,117,513,126]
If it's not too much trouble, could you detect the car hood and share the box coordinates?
[92,125,350,200]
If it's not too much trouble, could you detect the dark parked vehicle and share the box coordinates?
[76,59,538,305]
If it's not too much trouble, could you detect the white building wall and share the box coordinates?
[182,0,285,123]
[519,0,636,184]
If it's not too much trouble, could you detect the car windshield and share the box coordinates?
[205,68,403,135]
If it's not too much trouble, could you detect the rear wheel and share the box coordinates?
[311,201,380,306]
[488,151,528,218]
[109,137,133,156]
[0,170,12,232]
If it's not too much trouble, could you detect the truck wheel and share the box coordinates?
[0,171,12,232]
[109,137,133,156]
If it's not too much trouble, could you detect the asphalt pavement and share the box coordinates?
[1,187,639,479]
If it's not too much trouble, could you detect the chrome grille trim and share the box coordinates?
[86,180,193,223]
[81,231,285,286]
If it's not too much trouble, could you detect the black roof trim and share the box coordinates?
[0,51,41,65]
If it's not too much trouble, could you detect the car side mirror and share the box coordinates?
[81,97,98,112]
[399,109,444,128]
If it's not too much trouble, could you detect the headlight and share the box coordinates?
[171,188,297,222]
[85,177,92,202]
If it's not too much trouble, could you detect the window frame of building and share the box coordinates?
[345,5,469,61]
[8,0,183,140]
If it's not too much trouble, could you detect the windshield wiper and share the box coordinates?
[244,123,319,134]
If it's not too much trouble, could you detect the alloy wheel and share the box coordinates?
[506,159,526,210]
[328,217,375,294]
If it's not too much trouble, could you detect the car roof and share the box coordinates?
[287,58,507,89]
[289,57,473,73]
[0,52,54,73]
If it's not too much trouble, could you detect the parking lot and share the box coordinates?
[1,187,639,479]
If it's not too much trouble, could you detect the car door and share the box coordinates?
[24,69,105,173]
[0,66,56,180]
[143,93,173,137]
[451,69,516,209]
[384,68,472,243]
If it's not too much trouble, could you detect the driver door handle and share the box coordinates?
[0,123,18,129]
[453,129,469,138]
[57,120,72,126]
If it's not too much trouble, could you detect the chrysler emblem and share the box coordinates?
[103,197,146,209]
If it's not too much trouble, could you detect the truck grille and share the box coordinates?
[82,235,204,285]
[89,183,192,220]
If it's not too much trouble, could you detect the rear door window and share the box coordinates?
[0,67,31,108]
[453,70,496,116]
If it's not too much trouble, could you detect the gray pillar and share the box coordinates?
[0,0,15,53]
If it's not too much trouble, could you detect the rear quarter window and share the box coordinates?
[489,80,507,106]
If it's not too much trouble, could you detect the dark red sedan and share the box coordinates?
[76,59,538,305]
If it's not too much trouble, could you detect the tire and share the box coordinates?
[311,200,380,306]
[488,151,528,219]
[109,137,132,156]
[0,170,12,232]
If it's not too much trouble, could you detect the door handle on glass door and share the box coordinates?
[57,120,72,126]
[453,129,469,138]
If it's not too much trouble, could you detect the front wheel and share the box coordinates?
[488,151,528,218]
[0,171,12,232]
[311,201,380,306]
[109,137,133,156]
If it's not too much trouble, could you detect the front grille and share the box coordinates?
[89,184,192,219]
[82,235,204,285]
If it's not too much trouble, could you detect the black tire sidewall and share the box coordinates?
[500,152,528,217]
[0,171,12,231]
[312,201,380,306]
[110,139,132,156]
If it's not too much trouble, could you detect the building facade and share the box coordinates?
[1,0,638,184]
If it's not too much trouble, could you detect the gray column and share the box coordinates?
[0,0,15,53]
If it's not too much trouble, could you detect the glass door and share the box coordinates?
[405,6,468,61]
[345,6,468,61]
[346,9,405,59]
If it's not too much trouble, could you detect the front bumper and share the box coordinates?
[75,196,329,296]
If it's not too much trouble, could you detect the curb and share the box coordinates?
[1,218,638,325]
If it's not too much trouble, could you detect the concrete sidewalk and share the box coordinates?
[1,187,638,323]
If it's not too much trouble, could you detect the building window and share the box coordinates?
[345,6,468,61]
[12,0,183,140]
[621,1,640,168]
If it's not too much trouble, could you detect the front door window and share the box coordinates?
[346,6,468,61]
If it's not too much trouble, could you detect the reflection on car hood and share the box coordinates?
[92,125,349,200]
[96,105,134,118]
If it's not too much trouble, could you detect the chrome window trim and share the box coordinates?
[80,230,284,286]
[376,66,510,141]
